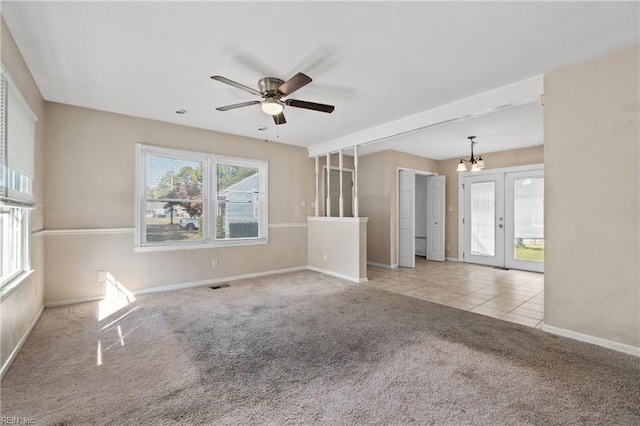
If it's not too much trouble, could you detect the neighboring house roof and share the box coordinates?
[225,173,258,203]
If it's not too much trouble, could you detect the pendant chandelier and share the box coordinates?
[456,136,485,172]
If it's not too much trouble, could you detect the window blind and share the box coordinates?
[0,68,37,208]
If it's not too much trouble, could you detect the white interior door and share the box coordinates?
[426,175,446,261]
[505,170,544,272]
[415,175,428,256]
[398,169,415,267]
[463,174,505,267]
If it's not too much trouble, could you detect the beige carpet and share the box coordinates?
[1,270,639,425]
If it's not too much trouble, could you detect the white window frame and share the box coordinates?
[136,144,211,248]
[135,144,268,251]
[0,206,31,290]
[212,155,268,247]
[0,66,36,293]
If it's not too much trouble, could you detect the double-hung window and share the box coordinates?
[136,144,267,250]
[1,66,37,290]
[215,159,264,241]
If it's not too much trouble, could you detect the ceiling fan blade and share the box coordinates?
[273,112,286,125]
[210,75,261,96]
[277,72,312,96]
[285,99,335,113]
[216,100,261,111]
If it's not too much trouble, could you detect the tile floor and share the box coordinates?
[367,257,544,328]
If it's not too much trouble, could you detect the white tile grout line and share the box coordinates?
[447,288,545,325]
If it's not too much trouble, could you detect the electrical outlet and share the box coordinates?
[97,270,106,282]
[35,282,39,297]
[212,259,218,268]
[301,200,306,208]
[446,244,450,251]
[323,253,328,262]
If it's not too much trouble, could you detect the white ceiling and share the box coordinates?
[2,1,638,160]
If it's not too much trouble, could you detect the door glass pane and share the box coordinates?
[513,177,544,262]
[470,182,495,256]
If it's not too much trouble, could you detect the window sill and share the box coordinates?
[134,238,268,253]
[1,269,35,303]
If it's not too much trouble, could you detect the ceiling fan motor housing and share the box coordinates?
[258,77,285,97]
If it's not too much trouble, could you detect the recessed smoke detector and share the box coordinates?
[175,109,187,114]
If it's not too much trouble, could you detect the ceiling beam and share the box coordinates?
[307,75,543,158]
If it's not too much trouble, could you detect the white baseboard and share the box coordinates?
[308,266,367,283]
[43,267,309,306]
[134,266,308,295]
[43,265,369,308]
[445,257,460,262]
[541,324,640,357]
[367,261,398,269]
[1,304,44,381]
[45,295,104,308]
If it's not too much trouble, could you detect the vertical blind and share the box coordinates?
[0,67,37,207]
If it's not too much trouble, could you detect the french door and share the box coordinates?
[462,167,544,272]
[504,170,544,272]
[463,174,505,267]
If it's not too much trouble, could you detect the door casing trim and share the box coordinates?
[396,167,437,267]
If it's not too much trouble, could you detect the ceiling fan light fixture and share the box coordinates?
[476,156,485,169]
[456,160,467,172]
[261,98,284,116]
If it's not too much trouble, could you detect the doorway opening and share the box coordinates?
[398,169,445,267]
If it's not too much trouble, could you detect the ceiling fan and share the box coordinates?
[211,72,335,125]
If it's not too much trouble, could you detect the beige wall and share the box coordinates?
[544,45,639,347]
[308,217,368,282]
[43,102,310,303]
[439,145,544,259]
[359,150,439,266]
[0,18,46,374]
[359,151,392,265]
